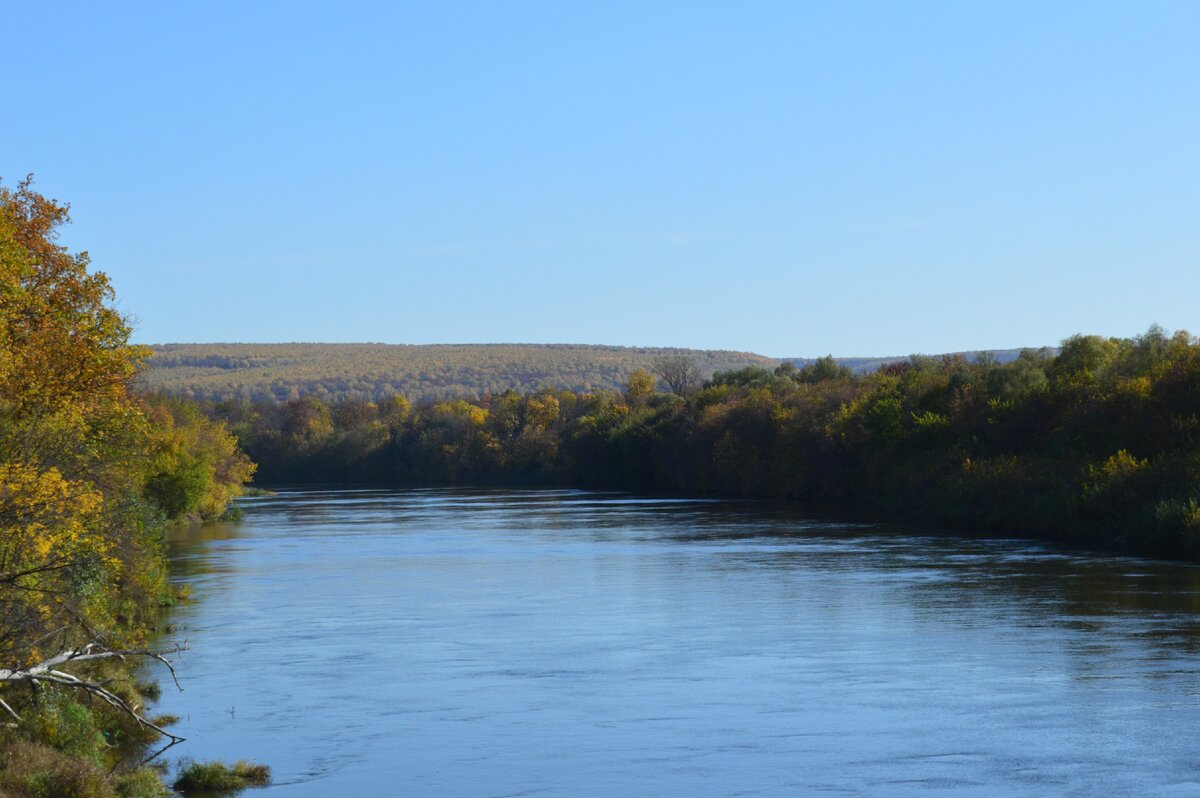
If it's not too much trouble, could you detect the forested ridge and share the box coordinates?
[213,333,1200,560]
[140,344,1042,405]
[140,343,777,403]
[0,181,256,796]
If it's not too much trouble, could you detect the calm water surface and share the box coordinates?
[158,489,1200,796]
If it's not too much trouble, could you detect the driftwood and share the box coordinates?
[0,642,187,760]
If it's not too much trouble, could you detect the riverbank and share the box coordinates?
[208,327,1200,561]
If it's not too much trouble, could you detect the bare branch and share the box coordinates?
[0,695,20,724]
[653,354,702,397]
[0,642,188,744]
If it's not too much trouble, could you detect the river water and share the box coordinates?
[158,488,1200,796]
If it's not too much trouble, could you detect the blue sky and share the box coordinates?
[3,1,1197,356]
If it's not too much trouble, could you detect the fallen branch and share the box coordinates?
[0,642,188,747]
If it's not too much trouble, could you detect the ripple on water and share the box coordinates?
[158,489,1200,797]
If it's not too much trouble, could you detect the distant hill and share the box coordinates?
[139,343,780,403]
[140,343,1056,404]
[785,348,1055,374]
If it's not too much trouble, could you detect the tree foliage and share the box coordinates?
[0,178,154,665]
[0,179,253,792]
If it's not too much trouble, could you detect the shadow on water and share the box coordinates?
[167,487,1200,664]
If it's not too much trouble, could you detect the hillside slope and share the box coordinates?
[140,343,780,403]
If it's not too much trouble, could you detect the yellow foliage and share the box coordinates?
[382,394,412,420]
[433,399,489,426]
[526,394,560,429]
[0,179,193,664]
[1094,449,1147,481]
[1117,376,1152,400]
[912,411,950,430]
[0,464,107,570]
[624,368,656,400]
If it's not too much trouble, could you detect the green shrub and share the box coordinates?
[136,680,163,701]
[114,767,172,798]
[29,695,107,763]
[173,759,271,794]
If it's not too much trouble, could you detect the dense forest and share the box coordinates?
[0,180,255,796]
[211,332,1200,560]
[140,344,1041,405]
[139,343,777,403]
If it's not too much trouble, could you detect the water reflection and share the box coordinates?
[158,489,1200,797]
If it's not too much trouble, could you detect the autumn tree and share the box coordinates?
[0,177,157,665]
[281,396,335,450]
[142,393,256,521]
[0,179,248,780]
[624,368,656,405]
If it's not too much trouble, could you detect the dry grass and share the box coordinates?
[0,739,114,798]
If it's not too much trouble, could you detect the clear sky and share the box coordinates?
[3,1,1197,357]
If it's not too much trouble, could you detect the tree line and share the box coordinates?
[211,331,1200,559]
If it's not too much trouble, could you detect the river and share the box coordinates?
[158,488,1200,796]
